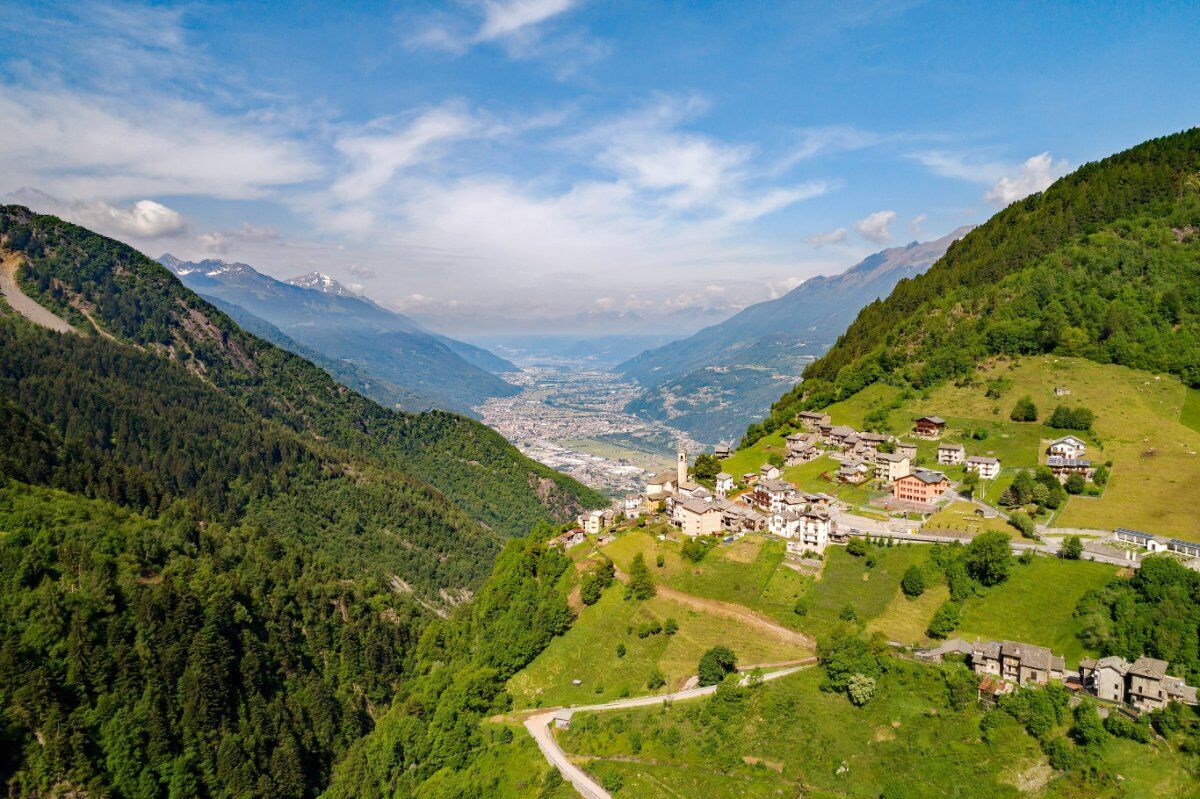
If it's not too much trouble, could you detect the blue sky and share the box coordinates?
[2,1,1198,336]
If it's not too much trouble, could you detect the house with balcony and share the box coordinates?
[965,455,1001,480]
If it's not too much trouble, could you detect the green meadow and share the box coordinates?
[558,660,1199,799]
[600,530,810,626]
[507,583,807,709]
[953,555,1119,667]
[795,545,932,639]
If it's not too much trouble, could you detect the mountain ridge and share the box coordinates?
[158,253,518,414]
[752,127,1200,446]
[616,227,972,443]
[1,205,603,554]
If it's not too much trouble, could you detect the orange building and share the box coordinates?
[893,469,949,504]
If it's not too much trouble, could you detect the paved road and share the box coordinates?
[836,511,1140,569]
[525,662,813,799]
[0,252,76,334]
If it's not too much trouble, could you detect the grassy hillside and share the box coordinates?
[600,530,809,626]
[760,353,1200,537]
[797,546,933,639]
[750,130,1200,495]
[845,356,1199,536]
[558,661,1200,799]
[507,583,807,708]
[954,556,1118,667]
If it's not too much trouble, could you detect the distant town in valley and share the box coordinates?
[479,365,701,496]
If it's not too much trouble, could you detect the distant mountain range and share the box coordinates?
[616,227,973,444]
[159,254,518,414]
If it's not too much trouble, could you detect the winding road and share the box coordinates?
[0,251,76,334]
[524,661,814,799]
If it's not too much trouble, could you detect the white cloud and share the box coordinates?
[477,0,579,42]
[806,227,848,247]
[909,213,927,236]
[983,152,1070,207]
[5,188,189,238]
[908,149,1006,183]
[196,222,281,254]
[0,84,321,201]
[910,149,1070,207]
[855,210,896,244]
[332,104,480,203]
[406,0,585,58]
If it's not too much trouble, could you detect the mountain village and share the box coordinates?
[560,403,1200,720]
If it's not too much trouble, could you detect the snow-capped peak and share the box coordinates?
[158,254,255,279]
[287,272,353,297]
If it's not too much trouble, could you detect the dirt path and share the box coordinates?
[654,583,814,648]
[525,663,812,799]
[612,565,814,649]
[0,251,76,334]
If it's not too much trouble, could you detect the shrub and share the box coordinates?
[901,565,926,598]
[1008,511,1036,539]
[817,628,884,693]
[1010,396,1039,422]
[646,668,666,691]
[847,674,877,706]
[616,643,626,658]
[846,538,868,557]
[767,452,785,469]
[664,617,679,636]
[599,768,623,792]
[926,601,961,639]
[1064,472,1086,495]
[656,553,664,568]
[1062,535,1083,560]
[1104,712,1152,743]
[793,597,809,616]
[681,537,710,563]
[965,531,1013,585]
[1049,405,1095,430]
[698,645,737,687]
[580,576,603,606]
[1069,701,1107,746]
[581,557,616,605]
[625,553,656,600]
[1044,736,1077,771]
[839,604,858,622]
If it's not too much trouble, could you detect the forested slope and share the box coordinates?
[0,205,603,543]
[0,481,422,797]
[0,207,601,797]
[751,128,1200,442]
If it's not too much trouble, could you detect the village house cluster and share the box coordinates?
[923,638,1198,712]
